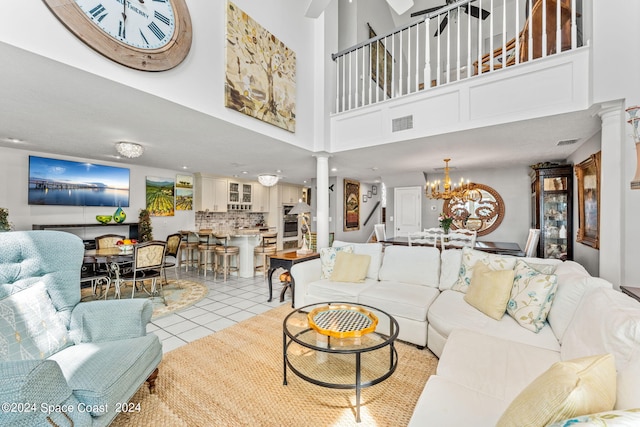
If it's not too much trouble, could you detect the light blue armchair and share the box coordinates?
[0,231,162,427]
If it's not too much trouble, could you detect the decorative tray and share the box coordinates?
[307,304,378,339]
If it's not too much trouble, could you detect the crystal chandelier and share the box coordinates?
[115,141,144,158]
[425,159,479,201]
[258,174,279,187]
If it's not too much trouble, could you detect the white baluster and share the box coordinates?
[424,19,431,88]
[415,23,420,92]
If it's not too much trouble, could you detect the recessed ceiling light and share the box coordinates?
[242,171,248,174]
[557,139,578,146]
[182,166,188,170]
[331,168,337,172]
[276,169,282,173]
[4,137,24,144]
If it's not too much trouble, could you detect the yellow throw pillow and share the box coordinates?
[496,354,617,427]
[330,251,371,283]
[464,261,515,320]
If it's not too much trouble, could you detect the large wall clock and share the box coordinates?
[43,0,192,71]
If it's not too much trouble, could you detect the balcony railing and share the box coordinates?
[332,0,581,113]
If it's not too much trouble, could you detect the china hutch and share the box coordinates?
[530,164,573,260]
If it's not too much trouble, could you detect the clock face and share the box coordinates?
[74,0,176,50]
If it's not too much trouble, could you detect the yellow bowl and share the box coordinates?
[96,215,113,224]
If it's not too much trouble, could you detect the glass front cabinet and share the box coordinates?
[530,164,573,260]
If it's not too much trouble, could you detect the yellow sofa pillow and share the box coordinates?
[497,353,617,427]
[464,261,515,320]
[330,251,371,283]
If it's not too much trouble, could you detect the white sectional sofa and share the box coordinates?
[291,241,640,426]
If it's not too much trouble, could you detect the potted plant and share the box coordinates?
[138,208,153,242]
[0,207,12,232]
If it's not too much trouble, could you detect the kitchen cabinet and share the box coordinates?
[279,184,302,205]
[252,183,270,212]
[530,164,573,260]
[195,173,227,212]
[228,181,252,209]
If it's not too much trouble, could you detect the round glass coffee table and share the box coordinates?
[283,302,399,422]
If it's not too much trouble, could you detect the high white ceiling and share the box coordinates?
[0,39,601,186]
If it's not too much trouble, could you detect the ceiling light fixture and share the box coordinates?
[425,158,479,201]
[258,173,279,187]
[115,141,144,158]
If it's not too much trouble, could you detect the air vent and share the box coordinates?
[557,139,578,146]
[392,115,413,132]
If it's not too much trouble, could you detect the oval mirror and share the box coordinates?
[443,183,505,236]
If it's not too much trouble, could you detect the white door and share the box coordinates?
[394,186,422,237]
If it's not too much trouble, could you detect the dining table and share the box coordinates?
[83,247,135,298]
[380,237,523,255]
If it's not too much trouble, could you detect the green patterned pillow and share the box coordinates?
[548,408,640,426]
[451,247,517,293]
[0,282,71,361]
[320,245,353,279]
[507,260,558,332]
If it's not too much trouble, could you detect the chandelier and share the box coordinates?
[115,141,144,158]
[258,173,279,187]
[425,159,480,201]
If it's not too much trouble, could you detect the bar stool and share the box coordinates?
[196,229,218,277]
[213,233,239,282]
[179,230,199,271]
[253,232,277,280]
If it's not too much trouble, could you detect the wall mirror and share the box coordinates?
[443,183,505,236]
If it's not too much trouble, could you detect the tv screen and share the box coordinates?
[28,156,130,207]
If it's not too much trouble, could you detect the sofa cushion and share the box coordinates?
[439,249,462,290]
[548,409,640,427]
[547,275,612,343]
[496,353,616,427]
[378,245,440,287]
[507,260,558,333]
[319,245,353,279]
[330,251,370,283]
[464,261,515,320]
[561,287,640,410]
[428,290,560,352]
[452,247,517,293]
[358,281,440,322]
[305,278,377,303]
[332,241,383,280]
[48,334,161,416]
[0,282,71,361]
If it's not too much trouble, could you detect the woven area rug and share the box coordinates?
[81,279,208,320]
[112,305,438,427]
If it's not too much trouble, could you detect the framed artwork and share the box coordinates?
[367,190,372,198]
[575,151,601,249]
[175,174,193,211]
[368,24,392,98]
[344,179,360,231]
[225,2,296,132]
[363,195,368,203]
[146,176,175,217]
[372,185,377,195]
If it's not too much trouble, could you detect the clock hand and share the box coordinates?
[122,0,127,38]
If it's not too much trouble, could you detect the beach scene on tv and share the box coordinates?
[28,156,130,207]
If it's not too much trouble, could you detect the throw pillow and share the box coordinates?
[320,245,353,279]
[507,259,558,332]
[0,282,71,361]
[548,408,640,427]
[496,353,616,427]
[330,252,371,283]
[451,247,517,293]
[464,261,515,320]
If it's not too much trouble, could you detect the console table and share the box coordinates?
[267,251,319,307]
[33,223,139,246]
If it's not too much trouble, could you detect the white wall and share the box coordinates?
[0,0,319,151]
[0,146,195,241]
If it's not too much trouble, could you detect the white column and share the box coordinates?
[598,101,625,287]
[315,153,331,250]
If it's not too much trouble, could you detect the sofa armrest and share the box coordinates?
[69,299,153,344]
[291,258,322,308]
[0,360,72,425]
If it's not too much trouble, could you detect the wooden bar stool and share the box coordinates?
[196,229,218,277]
[213,233,239,282]
[179,230,199,271]
[253,232,277,280]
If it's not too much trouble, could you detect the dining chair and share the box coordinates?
[523,228,541,257]
[114,241,167,304]
[441,229,477,249]
[408,229,442,247]
[254,231,277,280]
[374,224,387,242]
[163,233,182,285]
[80,255,111,299]
[95,234,126,249]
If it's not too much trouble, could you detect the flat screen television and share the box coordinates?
[28,156,130,207]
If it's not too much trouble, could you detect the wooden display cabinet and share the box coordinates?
[530,164,573,260]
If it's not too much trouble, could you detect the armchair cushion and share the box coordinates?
[69,299,153,344]
[0,282,71,360]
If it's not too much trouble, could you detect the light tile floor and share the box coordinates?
[147,267,289,353]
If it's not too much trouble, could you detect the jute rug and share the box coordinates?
[112,305,438,427]
[81,279,208,320]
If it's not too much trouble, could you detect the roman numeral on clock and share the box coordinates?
[148,22,165,40]
[154,11,170,26]
[89,4,108,22]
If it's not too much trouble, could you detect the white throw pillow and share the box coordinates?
[439,249,462,290]
[332,240,383,280]
[507,259,558,333]
[451,247,516,293]
[319,245,353,279]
